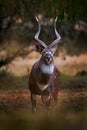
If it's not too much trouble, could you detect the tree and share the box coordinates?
[0,0,87,68]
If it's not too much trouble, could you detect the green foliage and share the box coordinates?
[0,109,87,130]
[60,73,87,90]
[0,69,87,91]
[0,70,28,90]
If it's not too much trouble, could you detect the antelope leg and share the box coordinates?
[31,93,37,113]
[41,94,51,110]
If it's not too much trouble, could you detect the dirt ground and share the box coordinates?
[0,89,87,113]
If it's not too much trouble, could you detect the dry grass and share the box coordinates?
[4,52,87,76]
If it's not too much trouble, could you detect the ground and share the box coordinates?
[0,50,87,130]
[0,89,87,113]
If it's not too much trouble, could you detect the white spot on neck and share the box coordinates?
[41,63,54,74]
[37,82,49,91]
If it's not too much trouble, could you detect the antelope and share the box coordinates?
[29,17,61,112]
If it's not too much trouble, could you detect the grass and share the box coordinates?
[60,74,87,90]
[0,69,87,91]
[0,70,29,91]
[0,109,87,130]
[0,69,87,130]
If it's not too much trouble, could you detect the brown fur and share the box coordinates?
[29,60,60,112]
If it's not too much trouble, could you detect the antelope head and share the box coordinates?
[33,17,61,65]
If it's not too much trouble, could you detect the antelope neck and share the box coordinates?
[39,58,55,74]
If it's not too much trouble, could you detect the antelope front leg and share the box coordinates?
[31,93,36,113]
[53,92,58,109]
[41,94,51,110]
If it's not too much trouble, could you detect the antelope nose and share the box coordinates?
[46,54,51,59]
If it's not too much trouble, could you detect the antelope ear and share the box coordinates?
[33,43,45,53]
[51,44,58,54]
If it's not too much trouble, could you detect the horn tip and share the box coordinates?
[35,16,39,22]
[55,17,58,22]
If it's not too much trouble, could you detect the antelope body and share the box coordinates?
[29,17,61,112]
